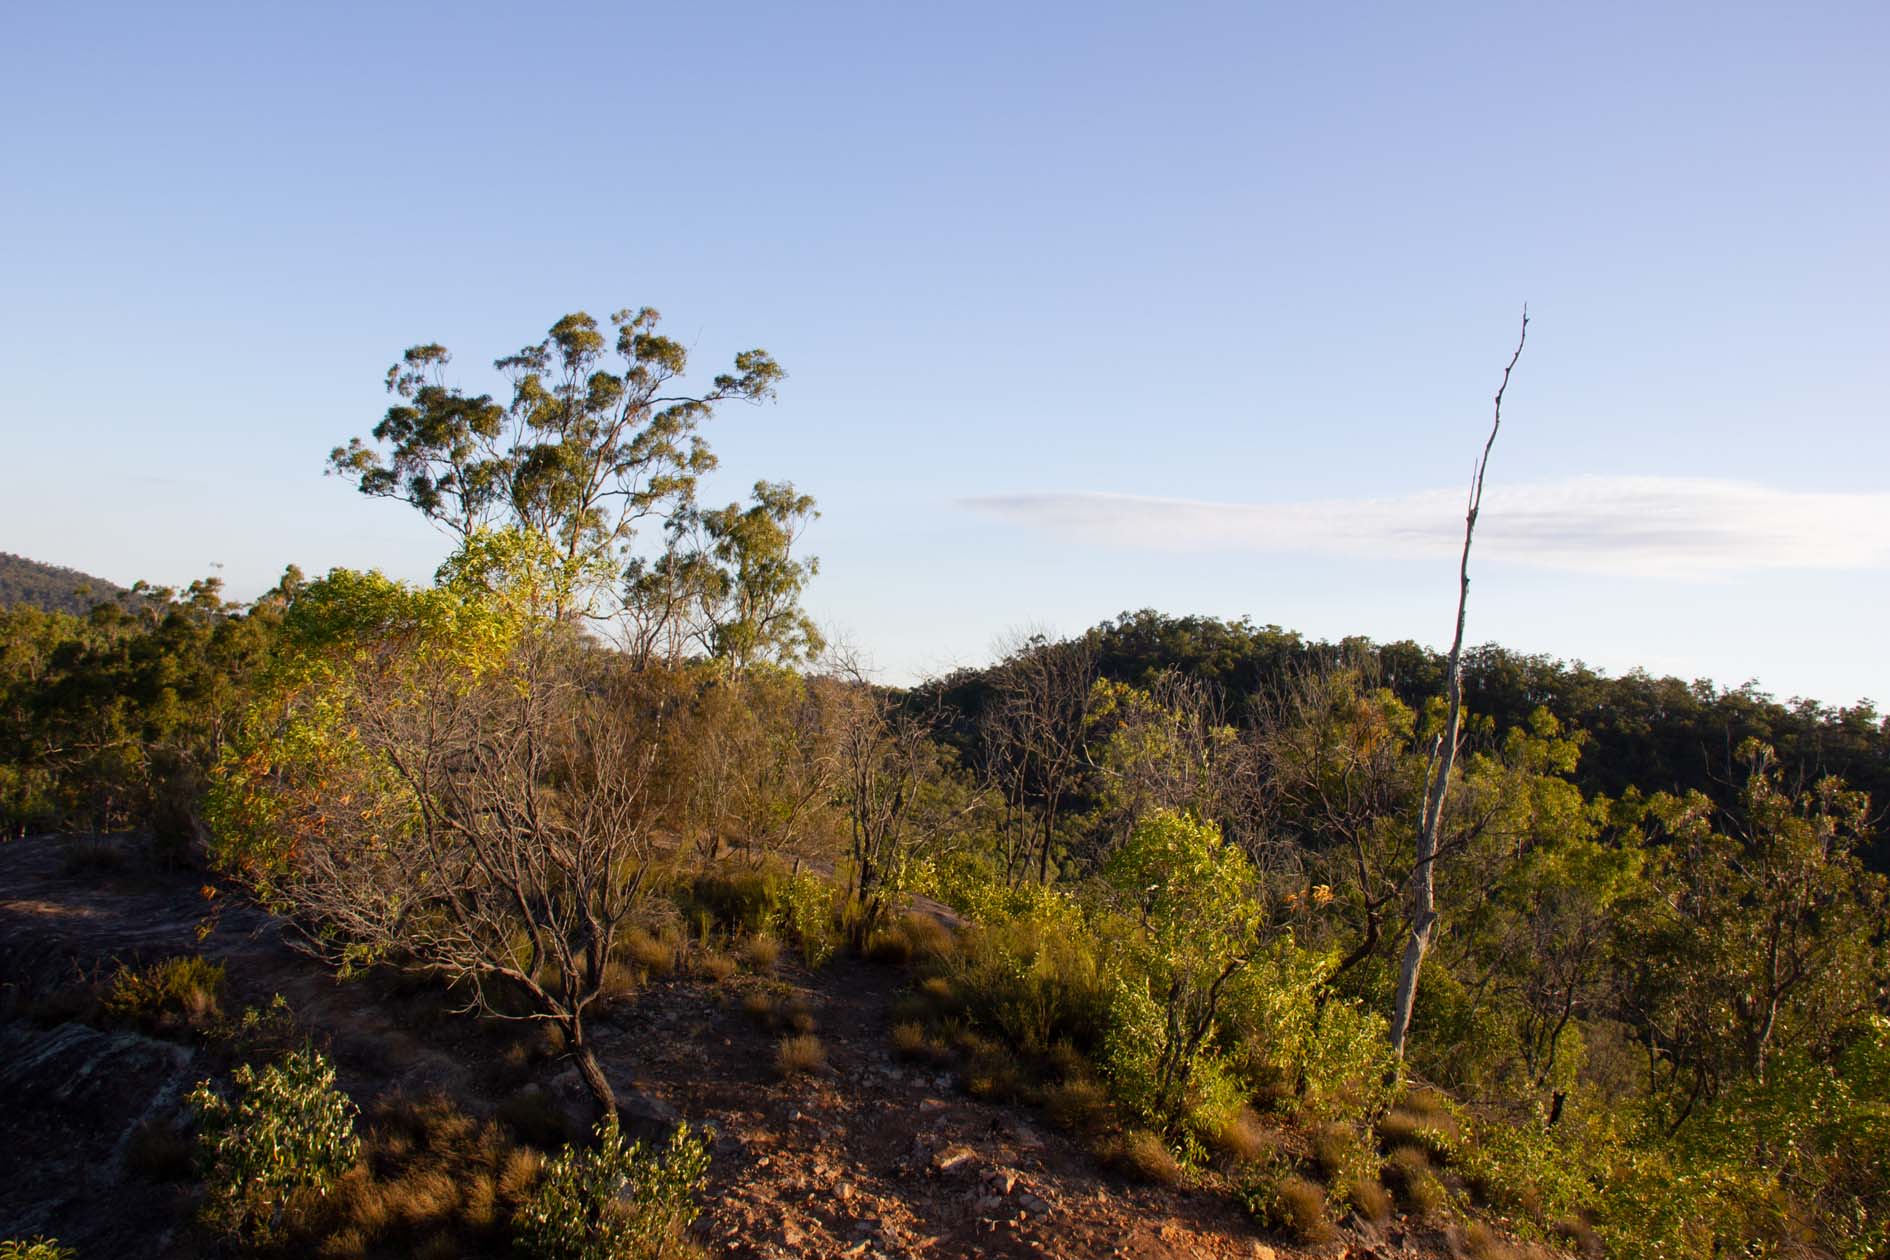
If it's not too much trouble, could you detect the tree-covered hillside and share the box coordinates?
[0,552,128,615]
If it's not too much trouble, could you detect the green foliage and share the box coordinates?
[0,1241,75,1260]
[511,1116,710,1260]
[332,306,785,625]
[1100,811,1262,1128]
[945,889,1110,1056]
[779,869,840,967]
[103,953,225,1029]
[187,1044,361,1244]
[0,572,287,837]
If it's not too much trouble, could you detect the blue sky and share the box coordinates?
[3,2,1886,704]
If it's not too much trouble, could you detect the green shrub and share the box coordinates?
[104,954,225,1030]
[0,1240,75,1260]
[188,1044,362,1244]
[780,870,839,967]
[948,895,1110,1057]
[511,1116,709,1260]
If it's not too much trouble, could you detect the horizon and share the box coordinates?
[4,2,1885,707]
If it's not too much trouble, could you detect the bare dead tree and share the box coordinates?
[979,632,1099,885]
[242,634,683,1120]
[823,655,969,943]
[1389,308,1529,1061]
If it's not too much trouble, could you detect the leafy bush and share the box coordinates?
[188,1044,362,1244]
[511,1116,709,1260]
[947,895,1110,1057]
[104,954,225,1030]
[780,870,839,967]
[0,1241,75,1260]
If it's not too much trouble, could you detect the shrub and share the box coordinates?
[676,868,782,935]
[511,1116,710,1260]
[781,870,839,967]
[948,899,1109,1057]
[776,1033,826,1078]
[0,1241,75,1260]
[188,1044,362,1244]
[61,836,126,875]
[104,954,225,1030]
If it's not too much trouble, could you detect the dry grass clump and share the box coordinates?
[1383,1145,1448,1218]
[103,954,224,1032]
[62,836,127,875]
[785,1000,818,1034]
[917,975,959,1010]
[741,932,782,970]
[620,926,676,978]
[776,1033,826,1078]
[495,1084,575,1150]
[1460,1221,1530,1260]
[126,1118,193,1181]
[1114,1129,1182,1185]
[863,926,913,965]
[694,951,739,984]
[890,1021,931,1061]
[1379,1090,1461,1163]
[952,1029,1024,1102]
[901,912,957,961]
[598,960,639,1004]
[298,1092,526,1257]
[1274,1175,1335,1242]
[1208,1106,1273,1166]
[1043,1076,1111,1133]
[742,990,780,1027]
[1553,1216,1604,1259]
[1347,1172,1394,1224]
[1311,1120,1362,1181]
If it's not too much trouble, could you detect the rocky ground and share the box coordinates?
[0,832,1470,1259]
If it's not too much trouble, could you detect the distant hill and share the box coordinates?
[0,553,129,615]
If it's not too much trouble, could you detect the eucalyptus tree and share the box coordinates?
[330,307,783,620]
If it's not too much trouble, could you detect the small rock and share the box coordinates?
[837,1181,856,1201]
[1250,1245,1277,1260]
[932,1144,978,1174]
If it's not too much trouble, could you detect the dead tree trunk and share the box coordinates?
[1389,309,1528,1062]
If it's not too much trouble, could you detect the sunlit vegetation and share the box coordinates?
[4,304,1887,1257]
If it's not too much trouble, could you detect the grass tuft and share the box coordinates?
[776,1033,826,1078]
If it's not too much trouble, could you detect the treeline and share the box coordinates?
[933,609,1890,867]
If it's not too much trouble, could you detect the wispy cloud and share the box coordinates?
[961,477,1890,576]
